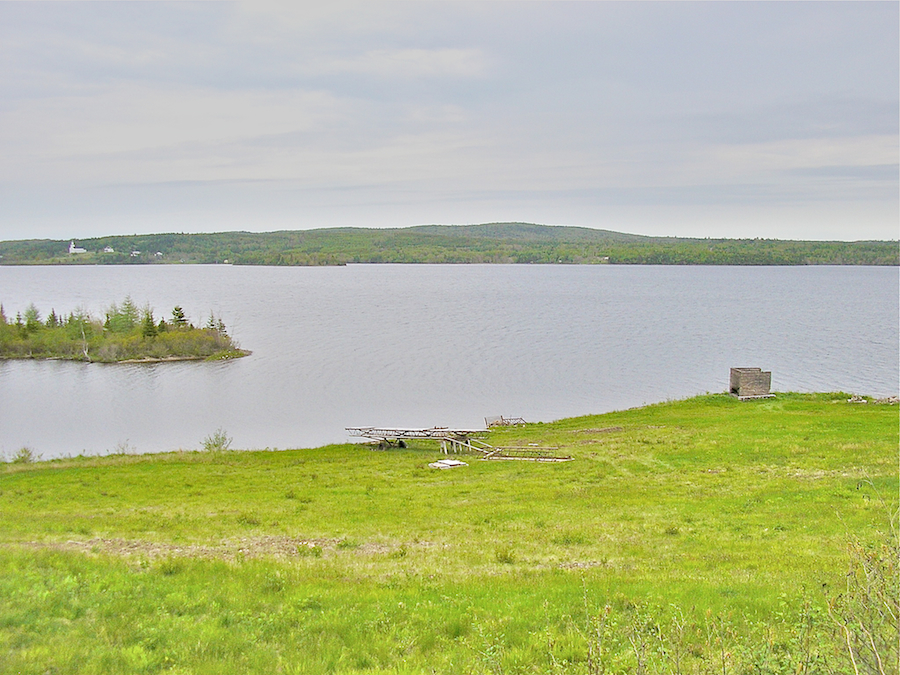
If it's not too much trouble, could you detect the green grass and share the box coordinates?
[0,393,896,674]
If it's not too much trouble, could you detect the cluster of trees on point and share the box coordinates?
[0,298,246,362]
[0,223,896,266]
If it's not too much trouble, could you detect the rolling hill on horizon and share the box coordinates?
[0,222,896,266]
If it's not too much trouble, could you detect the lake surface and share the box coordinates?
[1,264,897,459]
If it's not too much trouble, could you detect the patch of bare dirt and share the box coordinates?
[558,559,616,570]
[576,426,624,434]
[7,536,439,561]
[10,536,337,561]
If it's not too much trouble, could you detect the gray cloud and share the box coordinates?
[0,1,896,241]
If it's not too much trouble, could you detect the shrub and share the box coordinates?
[11,447,38,464]
[827,531,899,674]
[202,428,232,452]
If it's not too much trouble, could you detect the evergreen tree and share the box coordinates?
[24,304,42,333]
[205,313,227,335]
[141,309,158,338]
[171,306,187,327]
[105,297,139,333]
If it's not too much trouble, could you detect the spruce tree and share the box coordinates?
[171,306,187,327]
[141,311,157,338]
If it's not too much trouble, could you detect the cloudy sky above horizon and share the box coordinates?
[0,1,897,242]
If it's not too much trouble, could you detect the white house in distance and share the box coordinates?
[68,241,87,254]
[103,246,115,253]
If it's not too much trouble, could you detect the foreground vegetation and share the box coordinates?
[1,223,896,266]
[0,393,896,674]
[0,298,247,362]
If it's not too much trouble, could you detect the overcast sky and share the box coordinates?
[0,1,897,242]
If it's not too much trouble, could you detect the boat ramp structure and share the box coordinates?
[345,425,572,463]
[484,415,527,427]
[345,426,484,450]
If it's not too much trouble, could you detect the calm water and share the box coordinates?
[0,264,897,459]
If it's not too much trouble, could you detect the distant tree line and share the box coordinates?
[0,223,896,266]
[0,298,247,362]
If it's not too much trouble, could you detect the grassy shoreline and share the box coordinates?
[1,393,896,673]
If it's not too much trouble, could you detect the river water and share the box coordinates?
[0,264,896,459]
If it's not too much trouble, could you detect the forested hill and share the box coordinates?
[0,223,896,266]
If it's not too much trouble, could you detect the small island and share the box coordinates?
[0,298,249,363]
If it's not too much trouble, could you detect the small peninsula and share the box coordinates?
[0,299,248,363]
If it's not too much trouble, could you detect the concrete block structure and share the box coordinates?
[729,367,774,400]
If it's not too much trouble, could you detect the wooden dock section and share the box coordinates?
[481,447,572,462]
[347,426,572,462]
[346,426,485,450]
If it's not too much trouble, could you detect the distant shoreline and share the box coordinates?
[1,223,896,266]
[1,261,898,267]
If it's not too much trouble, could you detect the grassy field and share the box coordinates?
[1,393,896,674]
